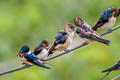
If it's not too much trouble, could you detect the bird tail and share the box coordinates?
[33,60,51,69]
[48,44,56,56]
[101,71,111,80]
[92,25,98,31]
[89,35,110,46]
[102,69,110,73]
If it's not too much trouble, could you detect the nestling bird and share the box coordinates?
[101,61,120,80]
[74,17,110,45]
[48,24,75,56]
[92,7,120,31]
[34,40,49,59]
[17,45,51,69]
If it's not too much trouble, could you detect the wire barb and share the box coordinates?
[0,25,120,76]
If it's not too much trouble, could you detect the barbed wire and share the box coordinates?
[0,25,120,76]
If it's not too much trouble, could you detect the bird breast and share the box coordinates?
[36,48,48,59]
[102,16,116,29]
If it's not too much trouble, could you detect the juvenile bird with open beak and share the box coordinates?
[92,7,120,31]
[17,45,51,69]
[34,40,49,59]
[48,24,75,56]
[74,17,110,45]
[101,61,120,80]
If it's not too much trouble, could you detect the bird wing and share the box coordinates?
[76,28,90,38]
[102,63,120,73]
[24,54,51,69]
[32,60,51,69]
[48,32,68,56]
[92,10,112,31]
[76,27,110,46]
[34,46,43,56]
[101,63,120,80]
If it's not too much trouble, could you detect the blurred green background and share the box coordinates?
[0,0,120,80]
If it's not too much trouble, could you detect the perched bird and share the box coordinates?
[48,24,75,56]
[17,45,51,69]
[34,40,49,59]
[92,7,120,31]
[74,17,110,45]
[101,61,120,80]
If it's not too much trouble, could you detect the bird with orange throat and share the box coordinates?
[74,17,110,45]
[92,7,120,31]
[17,45,51,69]
[48,24,75,56]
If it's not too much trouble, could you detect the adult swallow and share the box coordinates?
[101,61,120,80]
[17,45,51,69]
[48,24,75,56]
[74,17,110,45]
[92,7,120,31]
[34,40,49,59]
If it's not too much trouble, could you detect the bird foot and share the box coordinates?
[22,63,31,67]
[22,63,26,65]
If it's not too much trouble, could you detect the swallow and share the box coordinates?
[48,24,75,56]
[92,7,120,31]
[101,61,120,80]
[34,40,49,59]
[74,17,110,46]
[17,45,51,69]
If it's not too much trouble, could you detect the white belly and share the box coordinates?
[102,16,116,29]
[37,48,48,59]
[18,56,32,64]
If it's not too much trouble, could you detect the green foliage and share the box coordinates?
[0,0,120,80]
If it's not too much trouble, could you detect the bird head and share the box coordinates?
[64,24,75,37]
[19,45,30,53]
[112,8,120,17]
[41,40,49,50]
[64,24,75,31]
[18,45,30,57]
[74,17,84,27]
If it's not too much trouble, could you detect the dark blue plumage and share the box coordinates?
[101,61,120,80]
[24,53,51,69]
[100,10,112,21]
[55,31,68,44]
[93,8,120,31]
[20,46,29,53]
[48,31,68,56]
[48,24,74,56]
[74,17,110,46]
[24,53,38,62]
[18,46,51,69]
[34,45,43,56]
